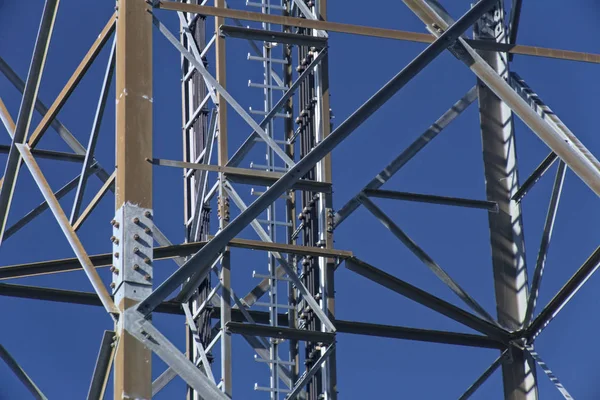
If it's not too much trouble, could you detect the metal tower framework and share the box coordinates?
[0,0,599,398]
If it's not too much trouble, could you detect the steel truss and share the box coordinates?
[0,0,599,398]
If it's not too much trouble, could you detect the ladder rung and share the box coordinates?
[254,384,290,393]
[250,162,289,173]
[257,218,293,227]
[253,271,292,282]
[253,136,288,145]
[249,107,291,119]
[248,54,289,64]
[251,188,290,199]
[248,80,287,91]
[254,302,295,310]
[184,95,211,131]
[254,355,295,365]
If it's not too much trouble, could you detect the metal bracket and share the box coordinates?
[112,203,153,304]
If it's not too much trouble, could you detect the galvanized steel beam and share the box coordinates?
[0,0,61,244]
[137,0,497,315]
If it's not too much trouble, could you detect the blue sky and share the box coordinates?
[0,0,599,399]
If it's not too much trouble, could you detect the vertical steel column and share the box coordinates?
[282,1,301,392]
[113,0,153,399]
[315,1,336,397]
[215,0,233,395]
[474,3,536,399]
[179,5,213,400]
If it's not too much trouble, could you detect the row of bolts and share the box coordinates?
[108,212,153,287]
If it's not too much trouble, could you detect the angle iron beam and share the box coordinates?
[182,303,215,383]
[335,320,504,349]
[410,0,600,199]
[72,171,116,232]
[4,172,85,240]
[468,2,535,397]
[219,24,328,48]
[0,282,184,315]
[189,109,218,240]
[209,236,351,259]
[0,238,348,280]
[0,56,86,156]
[527,245,600,341]
[525,346,573,399]
[512,152,558,202]
[458,350,508,400]
[157,2,600,64]
[27,15,116,148]
[224,183,336,332]
[0,56,112,183]
[138,0,496,315]
[0,52,182,261]
[0,96,16,136]
[150,158,332,193]
[16,143,118,316]
[154,15,294,167]
[0,282,508,350]
[0,0,61,244]
[124,309,229,400]
[285,344,335,400]
[524,161,566,325]
[364,188,498,212]
[358,194,497,324]
[86,331,116,400]
[0,344,48,400]
[227,48,328,168]
[345,257,511,342]
[225,322,335,344]
[508,0,523,46]
[70,38,116,224]
[0,145,84,163]
[334,86,478,227]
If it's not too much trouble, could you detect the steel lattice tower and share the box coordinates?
[0,0,598,399]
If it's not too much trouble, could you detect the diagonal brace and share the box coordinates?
[345,257,511,342]
[358,194,498,325]
[334,86,478,227]
[225,182,336,332]
[70,38,116,224]
[0,0,61,244]
[227,48,328,168]
[0,344,48,400]
[458,349,508,400]
[124,308,229,400]
[136,0,497,316]
[154,14,294,167]
[15,143,118,316]
[524,161,566,325]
